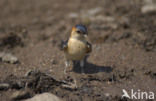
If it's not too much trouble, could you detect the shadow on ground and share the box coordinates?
[73,57,113,74]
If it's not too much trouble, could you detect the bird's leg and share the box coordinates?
[80,59,85,73]
[64,60,70,74]
[73,60,79,66]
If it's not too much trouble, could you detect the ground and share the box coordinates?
[0,0,156,101]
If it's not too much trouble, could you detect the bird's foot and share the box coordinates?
[64,61,73,74]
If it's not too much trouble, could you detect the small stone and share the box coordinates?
[105,93,110,97]
[0,83,10,90]
[141,4,156,14]
[24,93,63,101]
[80,7,103,21]
[68,13,79,18]
[87,7,102,16]
[0,52,18,64]
[11,90,32,101]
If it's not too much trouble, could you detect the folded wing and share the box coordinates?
[60,39,68,51]
[86,42,92,53]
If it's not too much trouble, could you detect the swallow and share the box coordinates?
[61,24,92,74]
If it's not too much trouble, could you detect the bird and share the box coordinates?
[61,24,92,74]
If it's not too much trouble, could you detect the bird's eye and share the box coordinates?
[76,30,81,34]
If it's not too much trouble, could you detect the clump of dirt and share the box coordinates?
[0,33,23,49]
[0,25,28,50]
[1,70,132,101]
[2,70,65,92]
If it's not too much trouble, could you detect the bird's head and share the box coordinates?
[71,24,88,39]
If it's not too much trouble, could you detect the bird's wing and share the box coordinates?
[60,39,68,51]
[86,42,92,53]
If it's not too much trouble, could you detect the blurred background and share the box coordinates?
[0,0,156,101]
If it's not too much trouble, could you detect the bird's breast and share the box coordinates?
[66,38,87,60]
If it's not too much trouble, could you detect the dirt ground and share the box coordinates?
[0,0,156,101]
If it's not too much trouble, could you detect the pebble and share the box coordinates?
[141,5,156,14]
[141,0,156,14]
[0,52,18,64]
[105,93,110,97]
[87,7,102,16]
[68,7,102,19]
[68,13,79,18]
[0,83,10,90]
[24,93,63,101]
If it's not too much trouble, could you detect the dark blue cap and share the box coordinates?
[75,24,87,34]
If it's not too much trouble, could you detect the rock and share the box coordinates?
[141,5,156,14]
[87,7,102,16]
[68,7,102,19]
[0,52,18,64]
[24,93,63,101]
[11,89,32,101]
[141,0,156,14]
[80,7,103,21]
[0,83,10,90]
[68,13,79,18]
[105,93,111,97]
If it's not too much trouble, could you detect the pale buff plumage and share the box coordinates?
[65,38,87,61]
[62,25,92,74]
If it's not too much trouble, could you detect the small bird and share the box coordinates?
[61,24,92,74]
